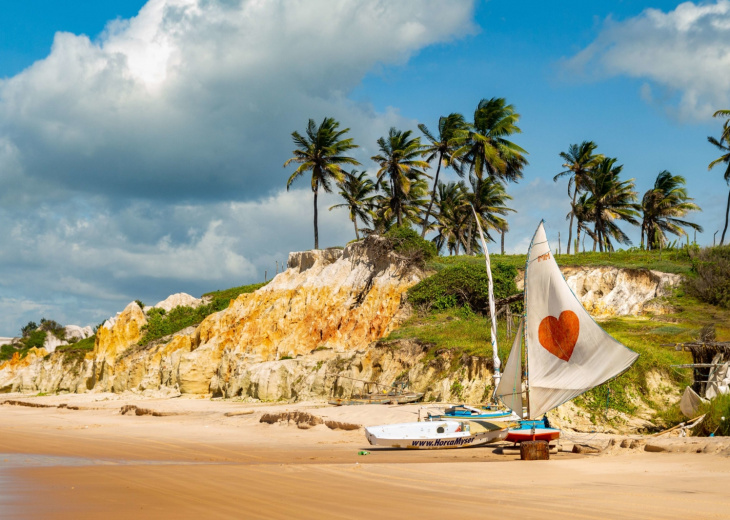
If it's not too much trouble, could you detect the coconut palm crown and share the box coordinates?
[640,171,702,250]
[371,128,430,227]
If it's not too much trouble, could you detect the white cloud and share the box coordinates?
[0,0,475,202]
[566,1,730,120]
[0,0,476,335]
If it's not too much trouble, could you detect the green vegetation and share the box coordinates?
[384,226,437,266]
[139,281,268,345]
[0,330,47,362]
[429,247,695,275]
[54,335,96,363]
[408,261,517,312]
[696,393,730,437]
[685,246,730,308]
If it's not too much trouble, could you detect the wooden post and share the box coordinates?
[520,440,550,460]
[506,305,512,338]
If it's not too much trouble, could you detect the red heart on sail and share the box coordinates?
[538,311,579,362]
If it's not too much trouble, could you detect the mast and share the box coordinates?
[469,204,500,400]
[523,220,543,419]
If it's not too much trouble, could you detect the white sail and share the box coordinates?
[495,318,524,416]
[524,222,638,420]
[469,204,501,391]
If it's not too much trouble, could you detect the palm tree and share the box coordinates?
[640,171,703,250]
[554,141,602,254]
[365,174,430,236]
[568,192,595,253]
[431,181,470,255]
[465,175,514,253]
[329,170,377,240]
[371,128,430,227]
[456,98,528,253]
[284,117,360,249]
[708,110,730,246]
[584,158,640,252]
[418,113,467,237]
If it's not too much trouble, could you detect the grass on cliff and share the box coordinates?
[428,246,695,275]
[0,330,48,362]
[53,335,96,363]
[138,281,268,346]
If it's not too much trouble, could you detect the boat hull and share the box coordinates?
[506,427,561,443]
[365,420,508,450]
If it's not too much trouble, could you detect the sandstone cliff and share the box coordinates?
[0,237,423,397]
[0,244,680,409]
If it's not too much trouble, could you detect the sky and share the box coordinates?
[1,0,729,336]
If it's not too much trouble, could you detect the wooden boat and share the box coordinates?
[494,222,639,443]
[505,419,560,443]
[427,404,520,421]
[365,419,509,449]
[329,391,424,406]
[329,380,424,406]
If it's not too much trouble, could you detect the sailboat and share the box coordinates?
[494,221,640,442]
[364,220,639,450]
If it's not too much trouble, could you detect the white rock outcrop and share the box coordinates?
[64,325,93,341]
[517,266,680,317]
[151,293,203,312]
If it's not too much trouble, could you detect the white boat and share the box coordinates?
[495,221,640,442]
[365,419,509,449]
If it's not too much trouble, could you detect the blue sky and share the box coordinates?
[0,0,728,336]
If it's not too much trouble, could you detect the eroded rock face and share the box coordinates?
[517,266,680,317]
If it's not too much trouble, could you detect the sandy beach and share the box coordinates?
[1,393,729,520]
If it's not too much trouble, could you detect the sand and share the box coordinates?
[1,393,729,519]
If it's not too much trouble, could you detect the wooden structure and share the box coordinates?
[520,440,549,460]
[668,341,730,395]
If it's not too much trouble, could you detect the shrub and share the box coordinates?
[384,226,437,267]
[20,321,37,338]
[695,393,730,437]
[408,261,519,314]
[685,246,730,308]
[24,330,47,349]
[39,318,65,339]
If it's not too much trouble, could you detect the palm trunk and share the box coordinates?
[313,188,319,249]
[640,223,645,250]
[353,217,360,240]
[421,153,443,238]
[576,226,582,255]
[567,190,577,255]
[465,219,473,255]
[721,188,730,246]
[500,229,505,255]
